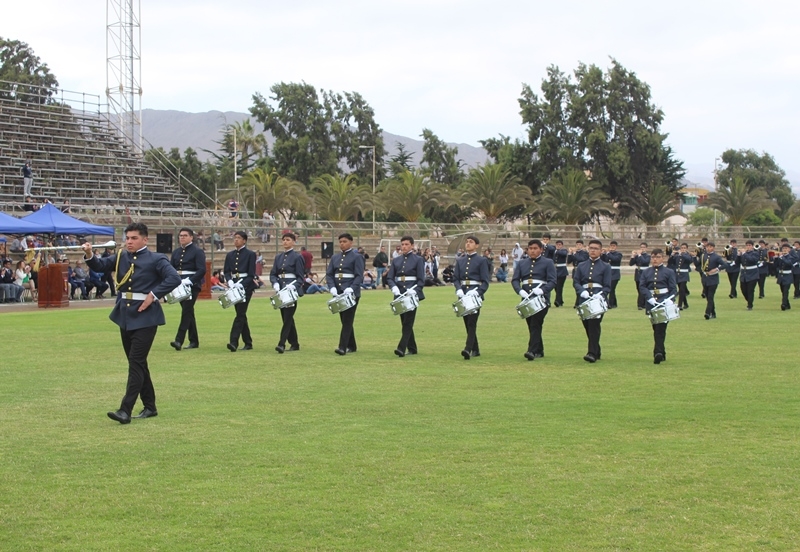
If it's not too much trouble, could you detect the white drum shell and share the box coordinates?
[452,294,482,317]
[327,292,356,314]
[516,295,547,319]
[577,294,608,320]
[218,286,246,309]
[165,282,192,304]
[390,293,420,315]
[270,286,299,309]
[649,303,680,325]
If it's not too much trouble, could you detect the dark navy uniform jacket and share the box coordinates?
[270,249,306,297]
[325,248,365,298]
[223,246,257,292]
[638,264,678,304]
[87,247,181,331]
[629,252,651,273]
[757,248,770,275]
[695,251,727,286]
[453,253,490,298]
[170,242,206,288]
[573,257,612,301]
[543,243,556,260]
[553,248,570,278]
[668,252,694,284]
[791,248,800,276]
[775,253,795,285]
[568,249,589,267]
[601,250,623,282]
[386,252,426,300]
[512,254,557,305]
[724,247,740,274]
[739,250,761,282]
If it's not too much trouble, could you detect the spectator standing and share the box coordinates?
[213,231,224,251]
[511,242,524,273]
[21,162,33,197]
[372,245,389,289]
[227,198,239,218]
[300,246,314,276]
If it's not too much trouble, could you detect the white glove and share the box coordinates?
[532,287,544,296]
[273,283,281,292]
[181,278,192,286]
[466,289,480,298]
[580,290,590,299]
[518,290,529,299]
[391,286,401,296]
[285,281,296,290]
[330,287,339,297]
[227,280,234,288]
[456,289,465,299]
[344,287,354,295]
[647,298,657,306]
[664,298,674,307]
[407,288,417,297]
[234,282,244,290]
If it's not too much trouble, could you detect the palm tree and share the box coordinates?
[628,182,682,239]
[311,173,373,222]
[459,163,533,224]
[706,174,775,233]
[239,168,309,221]
[538,169,615,227]
[380,170,450,222]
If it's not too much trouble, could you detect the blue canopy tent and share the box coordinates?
[21,204,114,236]
[0,211,52,235]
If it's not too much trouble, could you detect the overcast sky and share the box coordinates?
[2,0,799,190]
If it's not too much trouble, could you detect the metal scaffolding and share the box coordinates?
[106,0,142,152]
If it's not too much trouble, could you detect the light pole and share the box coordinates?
[359,145,376,233]
[713,157,720,235]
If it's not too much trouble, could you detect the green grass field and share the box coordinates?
[1,281,798,550]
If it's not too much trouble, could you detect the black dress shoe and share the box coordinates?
[134,408,158,419]
[406,349,417,355]
[524,351,535,361]
[170,341,182,351]
[288,344,300,351]
[183,343,198,349]
[335,348,347,356]
[747,306,753,310]
[583,354,596,363]
[471,351,480,358]
[226,343,237,352]
[709,313,716,319]
[394,348,405,357]
[275,345,285,354]
[533,353,544,359]
[240,344,253,351]
[654,353,664,365]
[704,313,710,320]
[107,410,131,424]
[461,349,471,360]
[346,348,357,353]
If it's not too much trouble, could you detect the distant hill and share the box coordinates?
[141,109,489,169]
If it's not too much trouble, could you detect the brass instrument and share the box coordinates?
[754,243,761,250]
[722,245,731,259]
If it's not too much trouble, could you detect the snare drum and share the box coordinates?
[390,293,419,315]
[576,294,608,320]
[648,303,680,325]
[327,292,356,314]
[165,282,192,304]
[452,294,482,317]
[218,286,246,309]
[515,294,547,319]
[270,286,299,309]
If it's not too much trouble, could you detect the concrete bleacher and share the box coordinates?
[0,88,204,219]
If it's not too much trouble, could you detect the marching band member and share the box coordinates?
[386,235,425,357]
[639,248,678,364]
[573,240,611,363]
[792,241,800,299]
[224,231,257,352]
[669,243,694,310]
[512,239,556,361]
[169,227,206,351]
[695,241,727,320]
[723,239,740,298]
[665,238,679,257]
[757,239,769,298]
[270,232,305,353]
[739,240,761,310]
[541,233,556,260]
[568,240,589,307]
[453,235,490,360]
[629,242,650,310]
[601,240,623,308]
[775,243,794,310]
[83,222,181,424]
[325,233,365,355]
[552,240,569,307]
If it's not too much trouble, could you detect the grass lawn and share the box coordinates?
[1,281,798,550]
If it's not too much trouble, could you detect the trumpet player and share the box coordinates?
[695,241,727,320]
[512,239,556,361]
[386,235,425,357]
[601,240,623,308]
[756,239,769,298]
[739,240,761,310]
[723,239,740,298]
[629,242,650,310]
[668,242,693,310]
[665,238,678,257]
[775,243,794,310]
[639,249,678,365]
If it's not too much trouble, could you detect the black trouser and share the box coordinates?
[119,325,158,415]
[635,272,646,308]
[175,287,200,345]
[758,273,767,297]
[704,283,717,316]
[780,283,791,309]
[678,281,689,308]
[90,280,109,297]
[278,304,298,347]
[338,298,359,351]
[726,272,738,297]
[554,276,566,306]
[793,274,800,298]
[741,279,757,308]
[525,307,549,355]
[230,288,254,346]
[608,279,619,308]
[581,315,603,358]
[651,322,667,357]
[397,309,417,353]
[462,311,480,354]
